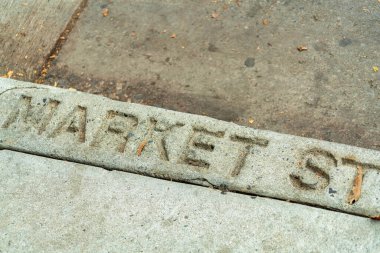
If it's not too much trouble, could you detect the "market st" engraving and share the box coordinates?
[1,95,270,176]
[0,87,379,217]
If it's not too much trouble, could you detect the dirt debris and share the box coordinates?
[102,8,109,17]
[347,165,363,205]
[1,70,14,78]
[211,12,219,19]
[137,140,148,156]
[297,45,308,52]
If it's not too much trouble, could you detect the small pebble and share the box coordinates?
[244,57,255,68]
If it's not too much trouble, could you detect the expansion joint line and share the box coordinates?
[35,0,89,84]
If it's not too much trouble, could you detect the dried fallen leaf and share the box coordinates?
[248,118,254,124]
[211,12,219,19]
[347,165,363,205]
[373,66,379,72]
[137,140,148,156]
[170,33,177,39]
[102,8,109,17]
[41,68,48,75]
[371,216,380,220]
[297,45,308,52]
[6,70,13,78]
[262,18,269,26]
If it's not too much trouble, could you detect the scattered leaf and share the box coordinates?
[297,45,308,52]
[102,8,109,17]
[371,216,380,220]
[248,118,254,124]
[41,68,48,75]
[170,33,177,38]
[68,87,77,91]
[262,18,269,26]
[211,12,219,19]
[347,165,363,205]
[1,70,14,78]
[373,66,379,72]
[137,140,148,156]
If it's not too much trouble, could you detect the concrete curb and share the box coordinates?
[0,78,379,217]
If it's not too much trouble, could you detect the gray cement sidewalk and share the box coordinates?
[1,1,380,251]
[1,0,379,151]
[0,0,83,80]
[1,150,379,252]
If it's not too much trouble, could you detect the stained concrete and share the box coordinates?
[40,0,380,151]
[0,0,83,80]
[1,79,379,217]
[0,150,379,253]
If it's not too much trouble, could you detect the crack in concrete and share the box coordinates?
[0,86,47,96]
[188,177,216,188]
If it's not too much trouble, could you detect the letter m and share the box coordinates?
[2,95,60,135]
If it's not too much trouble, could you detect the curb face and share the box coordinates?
[0,78,379,217]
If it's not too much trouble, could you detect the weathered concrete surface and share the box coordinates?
[0,0,83,80]
[0,150,379,252]
[0,79,379,217]
[43,0,380,151]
